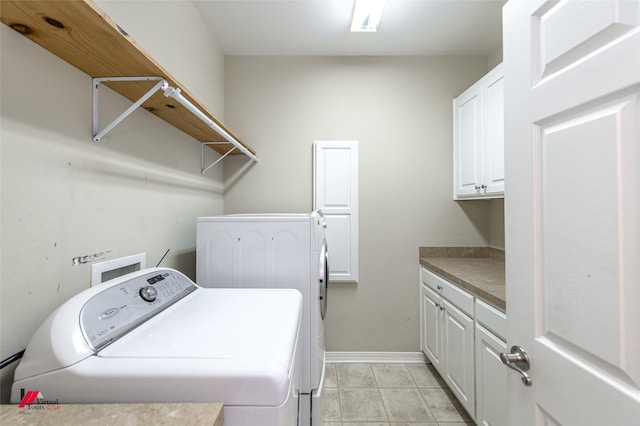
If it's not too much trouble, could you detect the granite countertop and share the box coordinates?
[0,403,223,425]
[419,247,506,311]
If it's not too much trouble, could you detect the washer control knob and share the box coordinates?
[139,286,157,302]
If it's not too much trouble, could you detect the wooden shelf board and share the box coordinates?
[0,0,254,156]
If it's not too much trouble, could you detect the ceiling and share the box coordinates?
[192,0,506,56]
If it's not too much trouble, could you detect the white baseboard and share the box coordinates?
[326,351,426,364]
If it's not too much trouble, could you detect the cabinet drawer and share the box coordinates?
[475,299,506,340]
[421,267,474,315]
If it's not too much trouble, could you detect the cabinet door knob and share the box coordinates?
[437,285,443,290]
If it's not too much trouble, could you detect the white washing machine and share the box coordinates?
[10,268,302,426]
[196,211,328,426]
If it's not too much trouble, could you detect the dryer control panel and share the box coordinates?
[79,269,197,352]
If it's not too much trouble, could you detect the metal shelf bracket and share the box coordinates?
[92,77,166,143]
[161,85,259,173]
[201,142,237,175]
[92,77,258,174]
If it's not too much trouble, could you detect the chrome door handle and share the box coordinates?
[500,345,532,386]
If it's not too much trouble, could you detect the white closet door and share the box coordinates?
[313,141,358,283]
[504,0,640,423]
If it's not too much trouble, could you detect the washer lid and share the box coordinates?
[97,288,302,405]
[99,288,300,361]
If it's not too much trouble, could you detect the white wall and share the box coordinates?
[0,1,225,402]
[224,56,494,351]
[97,0,225,118]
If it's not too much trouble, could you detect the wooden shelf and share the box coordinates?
[0,0,255,157]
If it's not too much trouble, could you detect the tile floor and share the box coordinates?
[321,362,475,426]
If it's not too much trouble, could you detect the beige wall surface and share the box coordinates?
[488,44,504,70]
[224,56,498,352]
[0,1,225,402]
[97,0,226,119]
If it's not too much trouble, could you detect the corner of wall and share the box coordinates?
[488,43,504,70]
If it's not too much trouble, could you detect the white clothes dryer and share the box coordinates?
[196,211,328,426]
[11,268,302,426]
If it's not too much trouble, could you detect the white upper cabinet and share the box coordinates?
[453,63,504,199]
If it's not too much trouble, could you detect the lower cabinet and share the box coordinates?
[420,269,475,417]
[474,298,507,426]
[421,285,443,371]
[475,322,507,426]
[442,299,475,416]
[420,267,507,424]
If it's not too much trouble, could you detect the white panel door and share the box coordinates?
[421,284,443,372]
[483,66,505,195]
[504,0,640,424]
[453,87,483,197]
[475,324,507,426]
[313,141,358,282]
[442,299,475,418]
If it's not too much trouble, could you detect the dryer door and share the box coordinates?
[319,240,328,320]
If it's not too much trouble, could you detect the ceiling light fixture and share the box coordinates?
[350,0,387,32]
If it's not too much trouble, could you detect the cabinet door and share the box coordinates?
[421,284,443,372]
[475,323,507,426]
[453,84,482,198]
[442,299,475,419]
[482,64,504,196]
[313,140,359,282]
[453,63,504,199]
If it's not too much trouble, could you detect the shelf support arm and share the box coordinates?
[162,86,259,167]
[201,143,238,175]
[92,77,257,175]
[92,77,167,143]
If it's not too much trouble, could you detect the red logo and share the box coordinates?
[18,390,43,408]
